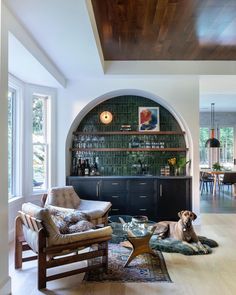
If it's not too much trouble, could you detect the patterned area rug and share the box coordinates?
[84,242,172,283]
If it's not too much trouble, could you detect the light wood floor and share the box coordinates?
[9,214,236,295]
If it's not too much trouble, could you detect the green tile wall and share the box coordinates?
[71,95,187,176]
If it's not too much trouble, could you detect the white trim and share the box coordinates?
[8,74,24,199]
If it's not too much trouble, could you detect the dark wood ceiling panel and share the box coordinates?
[91,0,236,60]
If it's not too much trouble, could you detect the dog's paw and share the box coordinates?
[199,246,209,254]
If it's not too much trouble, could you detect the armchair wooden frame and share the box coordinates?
[15,211,110,290]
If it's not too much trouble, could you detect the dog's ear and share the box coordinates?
[192,212,197,220]
[178,211,184,218]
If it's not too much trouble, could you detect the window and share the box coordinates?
[199,127,209,166]
[219,127,234,168]
[8,88,16,197]
[32,95,48,191]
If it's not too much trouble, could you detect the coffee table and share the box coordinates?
[108,215,157,267]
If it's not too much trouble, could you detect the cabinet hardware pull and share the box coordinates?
[96,182,100,197]
[112,208,119,211]
[139,208,147,211]
[139,195,147,198]
[139,182,146,185]
[160,184,163,197]
[111,195,119,198]
[112,182,119,185]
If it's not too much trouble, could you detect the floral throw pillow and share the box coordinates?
[49,207,94,234]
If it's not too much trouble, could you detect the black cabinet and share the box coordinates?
[128,179,157,220]
[66,177,101,200]
[100,179,127,215]
[156,178,192,221]
[66,176,192,221]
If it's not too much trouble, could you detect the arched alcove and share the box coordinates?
[65,91,192,177]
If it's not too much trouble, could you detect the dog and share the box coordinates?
[154,210,208,253]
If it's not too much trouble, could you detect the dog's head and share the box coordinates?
[178,210,197,231]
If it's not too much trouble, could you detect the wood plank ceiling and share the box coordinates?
[91,0,236,60]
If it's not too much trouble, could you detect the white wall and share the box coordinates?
[57,76,200,216]
[0,2,11,294]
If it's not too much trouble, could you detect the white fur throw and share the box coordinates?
[49,207,94,234]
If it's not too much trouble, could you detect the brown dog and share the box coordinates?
[154,210,208,253]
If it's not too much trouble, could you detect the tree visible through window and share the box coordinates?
[32,95,48,190]
[220,127,234,168]
[199,127,209,166]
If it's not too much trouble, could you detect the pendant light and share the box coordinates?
[205,103,220,148]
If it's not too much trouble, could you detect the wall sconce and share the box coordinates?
[100,111,113,124]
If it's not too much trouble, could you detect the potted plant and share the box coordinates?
[212,162,221,171]
[176,157,191,176]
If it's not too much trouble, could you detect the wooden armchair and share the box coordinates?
[15,202,112,290]
[42,186,112,226]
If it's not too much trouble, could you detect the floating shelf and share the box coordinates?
[70,147,188,152]
[73,131,185,135]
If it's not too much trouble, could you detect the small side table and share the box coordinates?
[119,216,157,267]
[124,232,156,267]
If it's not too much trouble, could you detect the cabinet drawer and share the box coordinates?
[101,180,127,191]
[129,192,155,207]
[102,193,126,207]
[128,179,155,192]
[109,207,126,215]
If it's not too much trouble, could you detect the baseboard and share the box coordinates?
[0,276,11,295]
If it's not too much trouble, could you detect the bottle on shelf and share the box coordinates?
[84,159,90,176]
[77,158,83,176]
[71,156,77,176]
[89,157,96,176]
[81,159,85,176]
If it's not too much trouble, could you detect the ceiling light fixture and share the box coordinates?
[205,103,220,148]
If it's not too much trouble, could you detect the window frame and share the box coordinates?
[8,75,24,200]
[219,126,234,168]
[26,84,56,196]
[32,94,49,192]
[8,87,16,198]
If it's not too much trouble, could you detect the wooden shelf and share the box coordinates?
[73,131,185,135]
[70,148,188,152]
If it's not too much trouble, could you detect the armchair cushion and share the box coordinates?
[78,199,112,220]
[44,186,112,224]
[45,186,81,209]
[21,202,112,251]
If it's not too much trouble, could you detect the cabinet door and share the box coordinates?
[128,179,157,220]
[66,177,101,200]
[157,178,192,221]
[100,179,127,215]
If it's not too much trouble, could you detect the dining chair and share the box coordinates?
[220,172,236,195]
[200,171,214,194]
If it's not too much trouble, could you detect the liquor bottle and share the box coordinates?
[84,159,90,176]
[71,156,77,176]
[81,159,85,176]
[77,158,83,176]
[90,157,98,176]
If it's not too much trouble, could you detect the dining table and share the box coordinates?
[201,170,226,196]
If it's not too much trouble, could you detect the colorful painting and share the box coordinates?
[138,107,160,131]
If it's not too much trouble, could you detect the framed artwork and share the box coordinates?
[138,107,160,131]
